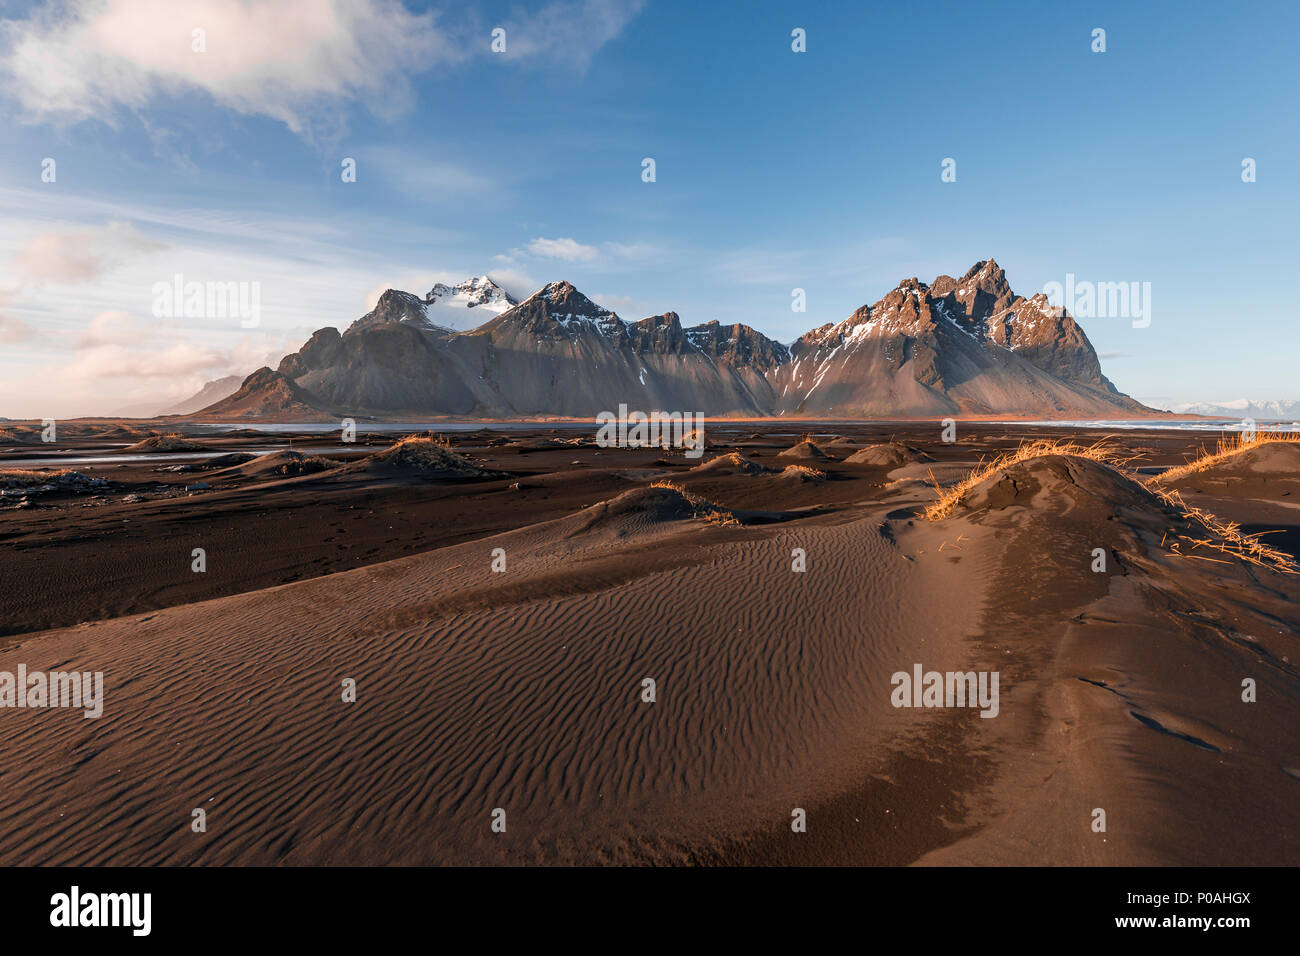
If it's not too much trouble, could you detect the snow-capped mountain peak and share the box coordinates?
[426,275,516,313]
[347,276,518,335]
[1169,399,1300,420]
[419,276,518,329]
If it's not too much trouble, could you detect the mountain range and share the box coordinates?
[182,261,1161,421]
[1168,399,1300,421]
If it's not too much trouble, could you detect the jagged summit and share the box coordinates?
[961,258,1010,289]
[686,320,791,368]
[341,289,446,335]
[425,275,515,312]
[496,281,626,338]
[345,277,518,336]
[531,280,613,316]
[775,260,1134,416]
[368,289,429,321]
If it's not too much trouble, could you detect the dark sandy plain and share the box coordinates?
[0,419,1296,866]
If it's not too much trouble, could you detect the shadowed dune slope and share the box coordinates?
[0,486,987,866]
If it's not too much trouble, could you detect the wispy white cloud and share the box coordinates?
[0,288,39,343]
[0,316,38,344]
[524,236,600,262]
[500,236,665,268]
[483,268,541,302]
[10,221,166,285]
[496,0,647,70]
[0,186,483,417]
[0,0,648,138]
[714,246,809,287]
[603,241,663,261]
[4,307,308,418]
[363,146,498,197]
[0,0,459,136]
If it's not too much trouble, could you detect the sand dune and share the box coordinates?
[200,449,337,481]
[1161,440,1300,490]
[123,434,207,452]
[1215,441,1300,474]
[0,483,989,865]
[775,464,826,482]
[911,454,1300,865]
[845,442,932,467]
[342,437,494,479]
[776,440,828,460]
[688,452,771,476]
[2,424,1297,866]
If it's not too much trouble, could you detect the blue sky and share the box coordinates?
[0,0,1295,417]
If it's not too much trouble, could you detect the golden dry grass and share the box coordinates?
[780,464,827,480]
[922,439,1131,521]
[647,480,740,525]
[1148,429,1300,485]
[690,452,766,475]
[127,433,204,451]
[0,468,75,487]
[1149,484,1298,573]
[922,437,1297,573]
[352,435,484,475]
[394,435,453,451]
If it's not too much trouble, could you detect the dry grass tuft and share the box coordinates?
[690,451,766,475]
[922,439,1132,521]
[1148,429,1300,485]
[1149,484,1298,573]
[647,480,740,525]
[127,433,204,451]
[922,437,1297,574]
[0,468,76,487]
[360,436,484,475]
[780,464,826,480]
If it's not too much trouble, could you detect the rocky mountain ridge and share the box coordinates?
[191,261,1158,420]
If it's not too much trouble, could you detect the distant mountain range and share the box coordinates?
[1168,399,1300,421]
[158,375,245,416]
[175,261,1165,421]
